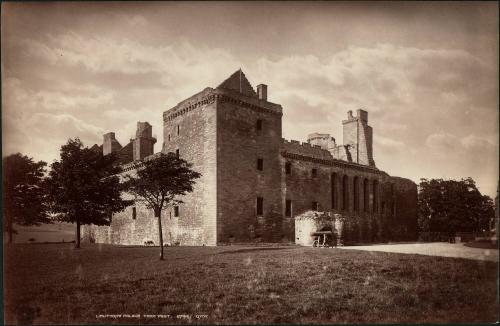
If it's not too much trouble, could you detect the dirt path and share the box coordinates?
[339,242,499,262]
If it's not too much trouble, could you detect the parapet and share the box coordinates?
[342,109,368,124]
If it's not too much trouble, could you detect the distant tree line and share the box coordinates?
[417,178,494,237]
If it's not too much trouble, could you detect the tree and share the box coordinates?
[3,153,50,244]
[418,178,494,235]
[45,138,131,248]
[124,152,201,260]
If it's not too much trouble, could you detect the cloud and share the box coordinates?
[375,135,406,153]
[460,134,496,149]
[425,132,458,150]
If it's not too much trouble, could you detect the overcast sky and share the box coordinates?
[2,1,498,197]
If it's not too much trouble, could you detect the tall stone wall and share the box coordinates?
[162,88,218,246]
[216,88,284,243]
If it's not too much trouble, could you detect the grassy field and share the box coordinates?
[4,243,498,324]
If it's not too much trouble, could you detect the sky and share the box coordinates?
[2,1,499,198]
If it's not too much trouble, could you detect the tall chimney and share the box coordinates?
[103,132,122,156]
[257,84,267,101]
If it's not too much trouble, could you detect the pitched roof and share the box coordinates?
[216,69,257,97]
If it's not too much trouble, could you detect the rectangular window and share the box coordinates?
[256,197,264,215]
[176,149,179,158]
[132,207,136,220]
[177,125,180,135]
[312,201,318,211]
[174,206,179,217]
[285,200,292,217]
[312,168,317,177]
[256,119,263,131]
[285,162,291,175]
[168,134,171,142]
[257,158,264,171]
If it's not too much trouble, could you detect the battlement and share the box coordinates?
[163,70,282,123]
[342,109,368,124]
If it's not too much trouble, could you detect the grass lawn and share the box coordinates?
[4,243,498,324]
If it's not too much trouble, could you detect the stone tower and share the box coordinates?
[342,109,375,167]
[132,122,156,161]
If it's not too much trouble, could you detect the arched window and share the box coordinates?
[373,180,379,213]
[331,173,337,209]
[353,176,359,212]
[342,175,349,211]
[363,179,369,212]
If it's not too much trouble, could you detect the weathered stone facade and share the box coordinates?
[84,70,418,246]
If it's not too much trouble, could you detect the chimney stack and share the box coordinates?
[257,84,267,101]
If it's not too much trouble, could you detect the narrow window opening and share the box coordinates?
[256,119,263,131]
[312,168,317,177]
[342,175,349,211]
[331,173,337,209]
[257,158,263,171]
[285,200,292,217]
[132,207,136,220]
[174,206,179,217]
[256,197,264,215]
[177,125,180,135]
[285,162,292,175]
[168,134,171,142]
[175,149,179,158]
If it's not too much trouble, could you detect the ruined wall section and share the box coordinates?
[162,88,218,245]
[216,87,284,243]
[280,139,396,242]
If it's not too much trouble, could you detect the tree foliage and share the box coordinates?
[418,177,494,234]
[124,152,201,259]
[3,153,50,243]
[46,138,131,248]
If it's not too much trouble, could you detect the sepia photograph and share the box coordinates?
[2,1,499,324]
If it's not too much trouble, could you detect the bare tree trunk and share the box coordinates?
[76,219,81,249]
[156,209,164,260]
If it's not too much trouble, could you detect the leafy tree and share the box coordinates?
[46,138,131,248]
[124,152,201,260]
[3,153,50,243]
[418,178,494,235]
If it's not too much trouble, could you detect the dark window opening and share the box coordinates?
[363,179,369,212]
[285,200,292,217]
[257,197,264,215]
[132,207,136,220]
[353,176,359,212]
[373,180,379,213]
[342,175,349,211]
[331,173,337,209]
[177,125,180,135]
[174,206,179,217]
[256,119,263,131]
[168,134,171,142]
[312,168,317,177]
[285,162,292,175]
[175,149,179,158]
[312,201,319,211]
[257,158,263,171]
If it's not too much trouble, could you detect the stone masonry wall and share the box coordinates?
[216,88,284,243]
[163,88,218,246]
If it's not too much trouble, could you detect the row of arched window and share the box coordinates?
[331,173,382,213]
